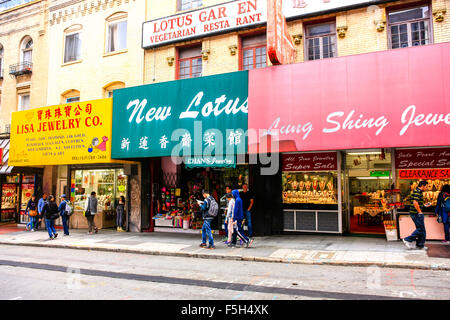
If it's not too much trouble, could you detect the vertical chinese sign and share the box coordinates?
[267,0,295,65]
[9,99,118,166]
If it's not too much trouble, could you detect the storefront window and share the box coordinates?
[282,171,337,204]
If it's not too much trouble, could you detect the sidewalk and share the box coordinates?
[0,226,449,271]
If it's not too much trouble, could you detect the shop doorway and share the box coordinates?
[345,149,393,234]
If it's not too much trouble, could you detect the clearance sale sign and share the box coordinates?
[9,99,117,166]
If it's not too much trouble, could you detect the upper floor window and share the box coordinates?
[388,5,431,49]
[178,46,202,79]
[20,37,33,63]
[178,0,202,11]
[104,81,125,98]
[241,34,266,71]
[18,93,30,111]
[305,22,336,61]
[64,25,82,63]
[61,89,80,104]
[0,44,3,77]
[106,12,128,53]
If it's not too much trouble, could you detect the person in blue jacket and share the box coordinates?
[435,184,450,243]
[58,194,70,236]
[36,193,48,231]
[229,189,253,248]
[199,190,216,249]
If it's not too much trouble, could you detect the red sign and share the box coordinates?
[395,147,450,169]
[248,42,450,153]
[267,0,295,65]
[399,169,450,180]
[0,148,3,164]
[282,152,337,171]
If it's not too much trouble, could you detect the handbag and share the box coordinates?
[29,210,37,217]
[84,197,91,217]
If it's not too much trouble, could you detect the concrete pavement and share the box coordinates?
[0,226,448,271]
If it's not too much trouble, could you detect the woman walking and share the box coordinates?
[42,195,59,240]
[25,195,38,232]
[84,191,98,235]
[225,193,235,245]
[116,196,126,232]
[436,184,450,243]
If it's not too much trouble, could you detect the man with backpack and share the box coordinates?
[435,184,450,243]
[59,194,73,236]
[199,190,218,249]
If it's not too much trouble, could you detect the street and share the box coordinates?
[0,245,449,300]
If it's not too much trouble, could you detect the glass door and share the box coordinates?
[345,149,393,234]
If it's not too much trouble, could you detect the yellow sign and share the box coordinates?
[10,99,120,166]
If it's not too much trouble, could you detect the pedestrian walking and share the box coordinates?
[116,196,126,232]
[42,195,59,240]
[229,189,253,248]
[36,193,48,230]
[58,194,71,236]
[25,195,38,232]
[435,184,450,243]
[84,191,98,235]
[199,190,218,249]
[222,185,233,242]
[403,181,431,250]
[240,184,255,238]
[224,192,235,245]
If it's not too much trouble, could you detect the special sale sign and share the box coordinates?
[9,99,117,166]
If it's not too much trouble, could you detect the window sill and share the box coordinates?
[61,59,83,67]
[103,49,128,58]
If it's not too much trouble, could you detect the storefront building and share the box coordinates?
[9,98,140,230]
[248,41,450,239]
[111,71,249,234]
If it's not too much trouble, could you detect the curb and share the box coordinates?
[0,241,448,271]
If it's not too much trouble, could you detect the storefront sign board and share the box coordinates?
[111,71,248,160]
[395,147,450,169]
[9,99,120,166]
[282,152,337,171]
[185,155,236,168]
[399,169,450,180]
[248,43,450,153]
[142,0,386,48]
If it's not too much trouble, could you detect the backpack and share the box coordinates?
[64,200,73,216]
[206,196,219,218]
[443,193,450,213]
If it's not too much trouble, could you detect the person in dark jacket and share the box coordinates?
[42,195,59,240]
[229,189,253,248]
[435,184,450,243]
[116,196,126,232]
[58,194,70,236]
[25,195,38,232]
[199,190,215,249]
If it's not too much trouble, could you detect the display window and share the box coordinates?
[71,168,127,229]
[153,165,249,233]
[19,175,36,224]
[282,171,337,204]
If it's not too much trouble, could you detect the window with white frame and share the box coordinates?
[21,37,33,64]
[106,16,127,53]
[64,32,81,63]
[18,94,30,111]
[178,0,202,11]
[388,5,431,49]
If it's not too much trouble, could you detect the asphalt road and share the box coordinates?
[0,245,449,300]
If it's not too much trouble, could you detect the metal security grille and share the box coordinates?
[317,211,339,232]
[162,172,177,188]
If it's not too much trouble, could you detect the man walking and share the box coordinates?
[403,181,430,250]
[59,194,70,236]
[36,193,48,230]
[85,191,98,235]
[240,184,255,238]
[199,190,218,249]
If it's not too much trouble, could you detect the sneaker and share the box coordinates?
[49,236,54,240]
[64,234,69,236]
[88,232,93,235]
[415,246,428,250]
[239,240,243,246]
[26,225,31,231]
[441,240,450,244]
[94,228,98,234]
[31,229,35,232]
[402,239,415,250]
[246,239,254,248]
[54,233,58,239]
[228,243,236,248]
[199,243,207,248]
[207,245,215,249]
